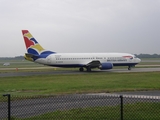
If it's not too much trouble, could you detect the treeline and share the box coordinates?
[135,54,160,58]
[0,56,24,60]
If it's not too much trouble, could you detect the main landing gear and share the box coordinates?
[79,67,92,72]
[128,66,131,70]
[79,67,84,72]
[86,67,91,72]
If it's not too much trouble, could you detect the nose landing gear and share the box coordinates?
[79,67,92,72]
[128,65,135,70]
[128,66,131,70]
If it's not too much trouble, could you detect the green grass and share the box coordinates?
[8,102,160,120]
[123,102,160,119]
[0,72,160,96]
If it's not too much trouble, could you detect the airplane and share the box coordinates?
[22,30,141,72]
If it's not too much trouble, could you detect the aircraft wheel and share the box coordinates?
[79,67,84,72]
[128,66,131,70]
[87,67,91,72]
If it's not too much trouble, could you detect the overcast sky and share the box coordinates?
[0,0,160,57]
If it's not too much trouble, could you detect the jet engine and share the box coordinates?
[99,63,113,70]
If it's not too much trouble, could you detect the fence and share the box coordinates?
[0,94,160,120]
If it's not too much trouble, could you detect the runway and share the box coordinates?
[0,67,160,77]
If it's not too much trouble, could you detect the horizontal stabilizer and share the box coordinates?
[25,53,39,58]
[24,53,39,61]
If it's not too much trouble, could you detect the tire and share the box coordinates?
[79,67,84,72]
[87,67,91,72]
[128,66,131,70]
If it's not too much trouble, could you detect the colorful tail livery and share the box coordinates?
[22,30,141,71]
[22,30,55,61]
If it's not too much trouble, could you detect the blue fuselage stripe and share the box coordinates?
[47,63,138,68]
[113,63,138,66]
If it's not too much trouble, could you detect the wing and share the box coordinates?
[86,60,101,68]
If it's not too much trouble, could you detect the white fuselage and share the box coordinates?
[35,53,141,68]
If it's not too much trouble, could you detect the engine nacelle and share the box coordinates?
[99,63,113,70]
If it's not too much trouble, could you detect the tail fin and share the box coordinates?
[22,30,55,61]
[22,30,45,55]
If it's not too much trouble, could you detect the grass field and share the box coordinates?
[0,72,160,97]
